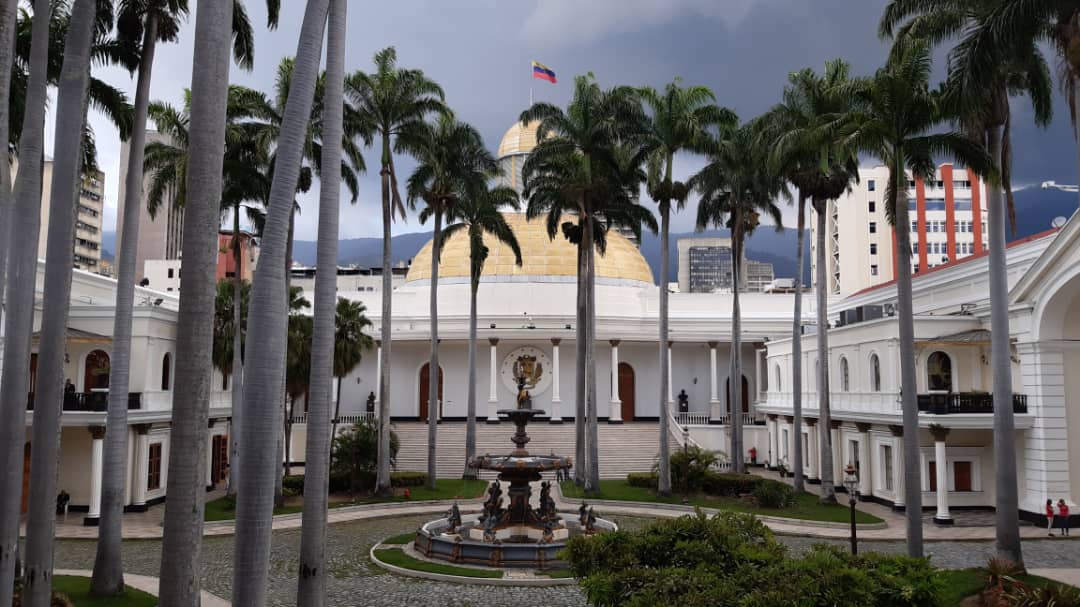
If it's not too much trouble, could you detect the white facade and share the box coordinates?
[763,212,1080,521]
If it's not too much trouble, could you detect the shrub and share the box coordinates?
[1008,585,1080,607]
[391,471,428,487]
[664,446,718,492]
[282,475,305,495]
[330,419,398,493]
[701,472,764,497]
[752,480,796,509]
[626,472,658,488]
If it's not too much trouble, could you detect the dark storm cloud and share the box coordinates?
[80,0,1077,241]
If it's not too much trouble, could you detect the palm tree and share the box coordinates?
[441,184,522,477]
[297,1,344,600]
[285,309,313,479]
[330,298,374,443]
[521,76,649,490]
[843,39,994,558]
[0,0,20,310]
[0,1,50,601]
[92,0,265,594]
[231,1,330,603]
[155,0,278,602]
[881,0,1053,569]
[22,1,122,601]
[405,115,498,490]
[638,79,736,495]
[213,278,251,380]
[691,120,787,475]
[347,47,447,495]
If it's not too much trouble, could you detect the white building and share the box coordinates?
[762,216,1079,523]
[116,131,185,282]
[811,164,990,297]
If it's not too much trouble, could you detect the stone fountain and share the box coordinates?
[413,377,615,569]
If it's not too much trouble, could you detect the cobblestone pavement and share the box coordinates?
[48,514,1080,606]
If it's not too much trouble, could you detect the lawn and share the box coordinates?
[560,479,883,524]
[49,575,158,607]
[205,479,489,521]
[373,548,503,579]
[938,569,1076,606]
[381,532,416,545]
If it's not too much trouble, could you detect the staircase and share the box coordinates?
[392,421,670,479]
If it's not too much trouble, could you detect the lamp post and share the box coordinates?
[682,426,690,505]
[844,463,859,555]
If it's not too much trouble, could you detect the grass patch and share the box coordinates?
[49,575,158,607]
[537,569,576,579]
[937,569,1077,606]
[560,479,883,524]
[374,548,503,579]
[204,479,488,521]
[381,532,415,545]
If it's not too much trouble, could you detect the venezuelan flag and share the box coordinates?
[532,61,557,84]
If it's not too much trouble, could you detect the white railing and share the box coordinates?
[677,412,711,426]
[335,412,374,424]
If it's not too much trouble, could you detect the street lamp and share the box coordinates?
[682,426,690,505]
[844,463,859,555]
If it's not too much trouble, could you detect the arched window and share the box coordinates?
[774,364,782,392]
[927,351,953,392]
[839,357,850,392]
[869,354,881,392]
[161,353,171,391]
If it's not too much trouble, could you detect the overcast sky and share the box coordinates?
[56,0,1079,242]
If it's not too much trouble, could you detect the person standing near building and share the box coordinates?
[1047,499,1057,537]
[1058,499,1070,537]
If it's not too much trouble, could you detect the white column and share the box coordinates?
[374,341,382,410]
[805,421,818,480]
[891,427,905,508]
[708,342,723,422]
[85,426,105,525]
[666,341,674,409]
[133,425,149,508]
[550,338,562,423]
[857,424,872,495]
[754,345,762,404]
[608,340,622,423]
[932,427,952,524]
[831,422,843,490]
[768,415,779,469]
[487,338,500,423]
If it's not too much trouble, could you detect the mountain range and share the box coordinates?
[101,186,1077,285]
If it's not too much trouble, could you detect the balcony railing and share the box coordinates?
[917,393,1027,415]
[27,392,142,412]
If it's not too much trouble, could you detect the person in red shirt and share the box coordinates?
[1059,499,1070,537]
[1047,499,1056,537]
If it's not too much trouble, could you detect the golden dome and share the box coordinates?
[405,213,654,286]
[497,121,540,158]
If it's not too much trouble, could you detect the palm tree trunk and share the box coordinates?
[276,215,295,508]
[228,202,244,498]
[426,206,441,490]
[464,269,479,479]
[791,194,806,492]
[584,214,600,493]
[657,200,672,496]
[284,398,294,477]
[986,125,1023,567]
[375,139,393,496]
[90,13,159,597]
[0,2,49,602]
[893,148,923,558]
[23,2,96,603]
[0,0,18,307]
[231,2,329,604]
[815,198,836,504]
[573,235,587,486]
[730,216,744,474]
[297,9,344,590]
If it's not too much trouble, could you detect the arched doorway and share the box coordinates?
[726,375,750,414]
[618,363,635,421]
[926,351,953,392]
[84,349,111,391]
[418,363,443,422]
[21,443,30,513]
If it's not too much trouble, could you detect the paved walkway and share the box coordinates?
[54,569,228,606]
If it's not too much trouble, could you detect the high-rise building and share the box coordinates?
[744,260,775,293]
[13,158,106,273]
[678,237,737,292]
[810,163,989,296]
[116,131,184,281]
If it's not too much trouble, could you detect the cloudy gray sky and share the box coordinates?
[58,0,1079,242]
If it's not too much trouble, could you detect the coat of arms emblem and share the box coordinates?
[513,355,543,389]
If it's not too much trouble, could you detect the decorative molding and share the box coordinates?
[855,422,872,433]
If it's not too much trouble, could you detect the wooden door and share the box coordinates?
[725,376,751,414]
[21,443,30,513]
[211,435,228,483]
[418,363,443,422]
[953,461,972,492]
[618,363,635,421]
[928,462,938,491]
[84,349,110,390]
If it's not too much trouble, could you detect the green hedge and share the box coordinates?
[626,472,658,488]
[391,471,428,487]
[626,469,800,510]
[282,475,305,495]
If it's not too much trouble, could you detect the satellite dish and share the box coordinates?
[1052,216,1068,229]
